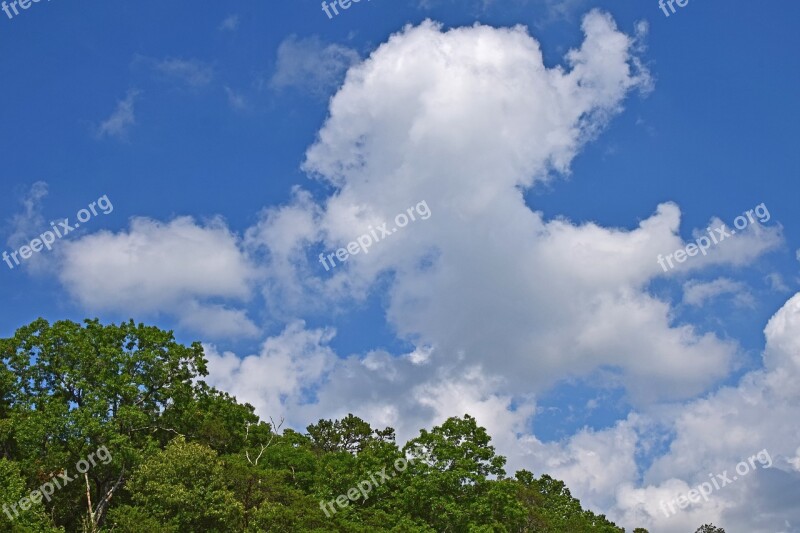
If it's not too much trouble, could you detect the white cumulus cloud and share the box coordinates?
[59,216,260,338]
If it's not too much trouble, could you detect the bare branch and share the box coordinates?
[95,467,126,528]
[244,415,285,465]
[84,472,96,533]
[130,426,185,437]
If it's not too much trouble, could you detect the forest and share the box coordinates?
[0,319,727,532]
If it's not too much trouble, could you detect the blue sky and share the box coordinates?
[2,1,800,531]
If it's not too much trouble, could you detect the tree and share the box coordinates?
[695,525,726,533]
[401,414,526,531]
[1,318,635,532]
[109,437,243,532]
[0,458,62,533]
[0,318,208,530]
[307,413,393,454]
[513,471,624,532]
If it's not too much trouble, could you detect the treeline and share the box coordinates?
[0,318,721,532]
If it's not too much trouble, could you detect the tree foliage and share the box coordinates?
[694,525,726,533]
[0,319,718,532]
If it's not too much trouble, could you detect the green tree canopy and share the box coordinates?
[0,318,694,532]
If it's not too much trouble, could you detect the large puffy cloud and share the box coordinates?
[203,296,800,532]
[205,330,540,465]
[603,293,800,532]
[303,13,650,191]
[492,295,800,533]
[218,11,794,531]
[248,12,750,403]
[205,321,338,419]
[207,295,797,532]
[59,216,260,338]
[49,10,797,530]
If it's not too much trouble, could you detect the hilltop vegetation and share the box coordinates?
[0,319,718,532]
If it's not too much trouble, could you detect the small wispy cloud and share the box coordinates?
[270,36,359,98]
[219,14,239,32]
[416,0,586,22]
[152,57,214,87]
[683,278,755,308]
[540,0,586,21]
[224,86,248,111]
[96,89,140,140]
[6,181,48,250]
[765,272,790,292]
